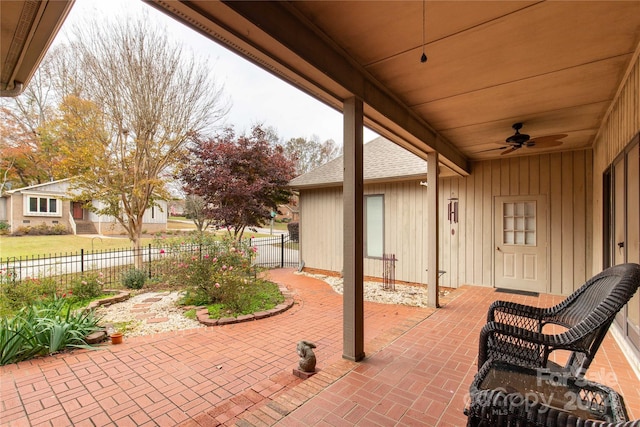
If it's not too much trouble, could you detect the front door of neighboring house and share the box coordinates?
[608,137,640,355]
[494,195,548,293]
[72,202,84,220]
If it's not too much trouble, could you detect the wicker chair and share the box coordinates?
[478,263,640,376]
[466,389,639,427]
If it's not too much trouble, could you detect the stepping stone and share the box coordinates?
[136,314,154,319]
[85,330,107,344]
[142,298,163,303]
[146,317,168,323]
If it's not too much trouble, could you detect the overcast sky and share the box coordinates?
[57,0,378,146]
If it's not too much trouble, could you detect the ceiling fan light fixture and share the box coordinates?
[478,123,567,156]
[505,122,530,145]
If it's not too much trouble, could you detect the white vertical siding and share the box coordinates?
[297,56,639,295]
[440,150,593,294]
[299,180,430,284]
[0,198,6,221]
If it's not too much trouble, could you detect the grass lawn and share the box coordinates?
[167,219,198,230]
[1,221,293,259]
[169,219,290,232]
[0,235,154,259]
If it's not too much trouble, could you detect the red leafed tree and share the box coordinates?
[179,126,296,240]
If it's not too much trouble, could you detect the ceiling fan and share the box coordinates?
[487,123,567,155]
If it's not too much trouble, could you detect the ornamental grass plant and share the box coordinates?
[0,297,101,366]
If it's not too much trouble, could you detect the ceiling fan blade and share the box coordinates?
[476,146,508,153]
[525,134,568,148]
[529,140,563,149]
[500,146,519,155]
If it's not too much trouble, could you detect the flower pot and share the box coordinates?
[110,333,123,344]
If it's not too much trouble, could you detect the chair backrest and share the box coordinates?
[544,263,640,374]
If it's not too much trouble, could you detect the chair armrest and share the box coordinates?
[487,300,546,331]
[478,321,559,369]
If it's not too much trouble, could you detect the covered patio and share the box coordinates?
[1,1,639,425]
[1,269,637,426]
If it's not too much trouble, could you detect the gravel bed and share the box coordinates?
[95,275,432,338]
[297,272,431,307]
[95,291,203,338]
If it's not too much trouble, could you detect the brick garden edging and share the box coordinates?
[83,290,131,343]
[195,284,295,326]
[84,289,131,311]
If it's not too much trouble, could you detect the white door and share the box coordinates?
[494,195,548,293]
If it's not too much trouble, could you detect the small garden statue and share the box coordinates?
[296,340,317,373]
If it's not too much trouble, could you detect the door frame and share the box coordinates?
[605,133,640,356]
[493,194,550,293]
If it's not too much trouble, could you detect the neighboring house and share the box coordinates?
[168,200,186,217]
[0,179,167,235]
[276,195,299,222]
[289,136,432,285]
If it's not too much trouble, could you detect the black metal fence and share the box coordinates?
[249,234,299,268]
[1,234,299,289]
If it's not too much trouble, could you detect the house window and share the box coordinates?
[25,196,61,217]
[365,194,384,258]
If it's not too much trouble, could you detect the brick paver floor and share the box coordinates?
[1,269,637,426]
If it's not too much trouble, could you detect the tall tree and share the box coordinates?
[180,126,296,240]
[184,194,214,232]
[39,95,109,178]
[57,14,229,253]
[282,135,342,175]
[0,49,65,188]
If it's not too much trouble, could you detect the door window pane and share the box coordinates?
[503,201,536,246]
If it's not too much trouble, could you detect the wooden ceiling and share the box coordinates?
[3,1,639,175]
[147,1,640,175]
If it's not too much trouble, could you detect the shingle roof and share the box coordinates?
[288,137,428,189]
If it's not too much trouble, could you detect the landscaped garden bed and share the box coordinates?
[1,233,287,364]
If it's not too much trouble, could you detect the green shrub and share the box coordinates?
[0,221,9,235]
[10,223,68,236]
[70,272,104,300]
[121,268,147,289]
[50,224,69,235]
[0,298,100,366]
[0,276,58,313]
[177,236,271,314]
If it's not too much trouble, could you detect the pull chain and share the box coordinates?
[421,0,428,63]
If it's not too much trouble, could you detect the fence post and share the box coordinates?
[81,248,84,274]
[148,243,152,279]
[281,234,284,268]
